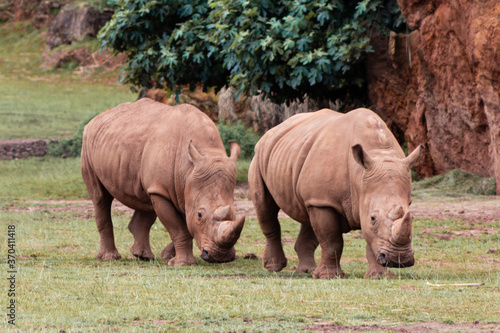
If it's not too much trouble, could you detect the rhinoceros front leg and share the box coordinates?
[150,195,197,266]
[294,223,319,273]
[364,244,394,279]
[308,207,345,279]
[128,210,157,260]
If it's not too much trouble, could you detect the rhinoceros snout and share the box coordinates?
[378,250,415,268]
[377,253,387,266]
[201,249,210,261]
[200,247,236,263]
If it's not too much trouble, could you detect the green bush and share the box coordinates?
[48,112,98,157]
[217,121,260,160]
[99,0,405,104]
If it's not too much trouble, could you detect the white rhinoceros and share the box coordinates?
[81,98,245,265]
[248,108,423,278]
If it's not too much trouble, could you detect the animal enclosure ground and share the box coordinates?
[1,183,499,332]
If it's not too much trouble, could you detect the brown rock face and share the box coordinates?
[46,4,113,49]
[367,1,500,194]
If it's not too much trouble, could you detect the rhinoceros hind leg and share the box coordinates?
[82,166,122,260]
[150,195,197,266]
[309,207,345,279]
[364,244,394,279]
[129,210,157,260]
[249,170,287,272]
[295,223,319,273]
[161,242,175,261]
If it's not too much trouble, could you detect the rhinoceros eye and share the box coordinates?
[370,215,377,225]
[197,209,206,220]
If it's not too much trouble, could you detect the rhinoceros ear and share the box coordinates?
[404,144,424,168]
[228,141,241,162]
[188,140,204,165]
[352,144,374,170]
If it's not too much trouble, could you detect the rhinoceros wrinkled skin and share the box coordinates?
[248,108,423,279]
[81,98,245,265]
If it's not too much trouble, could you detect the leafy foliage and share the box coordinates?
[217,121,260,159]
[209,0,404,103]
[98,0,228,93]
[99,0,404,103]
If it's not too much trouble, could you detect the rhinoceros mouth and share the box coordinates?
[377,249,414,268]
[200,247,236,263]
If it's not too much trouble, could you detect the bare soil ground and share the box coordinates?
[0,139,50,160]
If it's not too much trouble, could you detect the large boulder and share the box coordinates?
[46,4,112,49]
[367,0,500,194]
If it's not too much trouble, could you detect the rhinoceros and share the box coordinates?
[248,108,423,278]
[81,98,245,265]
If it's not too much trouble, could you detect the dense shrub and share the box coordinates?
[217,121,260,160]
[99,0,405,104]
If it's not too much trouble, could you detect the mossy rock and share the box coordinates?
[413,169,496,196]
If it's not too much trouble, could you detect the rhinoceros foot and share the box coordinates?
[312,264,345,279]
[295,262,317,273]
[96,249,122,261]
[131,246,154,261]
[167,254,197,266]
[364,266,395,279]
[263,249,287,272]
[161,242,175,261]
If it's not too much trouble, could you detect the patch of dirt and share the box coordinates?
[306,321,500,332]
[0,139,50,160]
[410,197,500,223]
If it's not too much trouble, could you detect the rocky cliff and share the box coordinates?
[367,0,500,193]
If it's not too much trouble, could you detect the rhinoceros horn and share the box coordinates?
[391,210,412,245]
[404,144,424,168]
[216,216,245,246]
[214,205,231,221]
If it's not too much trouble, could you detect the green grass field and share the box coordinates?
[0,23,136,140]
[0,22,499,332]
[0,158,499,332]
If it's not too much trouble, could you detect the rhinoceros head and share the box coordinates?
[352,144,423,268]
[184,141,245,263]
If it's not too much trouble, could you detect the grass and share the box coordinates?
[0,23,136,140]
[0,209,498,331]
[0,157,88,202]
[0,157,499,331]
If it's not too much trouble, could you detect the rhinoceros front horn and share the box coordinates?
[391,210,412,245]
[216,216,245,247]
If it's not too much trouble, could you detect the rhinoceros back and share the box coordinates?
[251,108,402,225]
[81,98,224,212]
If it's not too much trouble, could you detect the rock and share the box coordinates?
[40,47,126,71]
[367,0,500,194]
[46,4,113,49]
